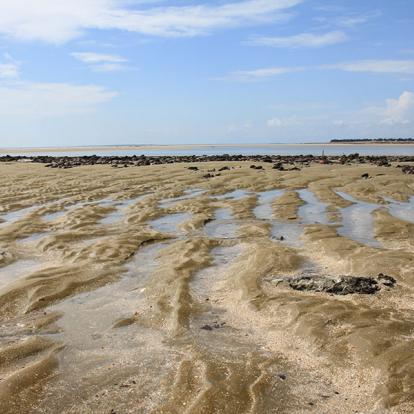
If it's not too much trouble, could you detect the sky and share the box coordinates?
[0,0,413,147]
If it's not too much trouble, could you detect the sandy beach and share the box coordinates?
[0,160,413,413]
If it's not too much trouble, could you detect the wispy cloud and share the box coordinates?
[326,60,414,75]
[0,0,304,43]
[248,31,348,48]
[336,10,382,28]
[0,82,118,117]
[0,54,20,79]
[71,52,127,64]
[221,59,414,81]
[0,62,19,79]
[71,52,128,72]
[220,66,305,81]
[313,9,382,29]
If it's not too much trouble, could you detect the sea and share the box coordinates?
[2,144,414,157]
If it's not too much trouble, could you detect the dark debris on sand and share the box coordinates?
[269,273,396,295]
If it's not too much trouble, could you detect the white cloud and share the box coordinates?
[220,59,414,82]
[222,66,304,81]
[92,63,126,72]
[337,10,382,28]
[381,91,414,125]
[71,51,128,72]
[0,0,304,43]
[328,60,414,75]
[333,91,414,128]
[249,30,348,48]
[71,52,127,64]
[0,81,118,117]
[267,117,283,127]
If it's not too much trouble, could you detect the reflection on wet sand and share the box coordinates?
[336,191,382,248]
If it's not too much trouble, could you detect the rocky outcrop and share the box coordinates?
[1,153,413,169]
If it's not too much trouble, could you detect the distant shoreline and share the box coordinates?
[1,142,414,154]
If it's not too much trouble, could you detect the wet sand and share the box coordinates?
[0,161,413,413]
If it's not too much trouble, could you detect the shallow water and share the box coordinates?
[336,191,381,248]
[42,210,67,222]
[159,188,205,208]
[100,195,148,225]
[149,212,192,234]
[271,222,304,248]
[50,242,166,347]
[191,245,243,301]
[19,232,46,243]
[253,189,284,220]
[0,206,38,226]
[0,259,44,291]
[37,242,171,412]
[385,196,414,224]
[215,189,251,200]
[6,143,414,157]
[205,208,238,239]
[298,189,329,225]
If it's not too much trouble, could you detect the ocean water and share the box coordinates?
[2,144,414,157]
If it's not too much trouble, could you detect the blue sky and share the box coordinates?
[0,0,413,147]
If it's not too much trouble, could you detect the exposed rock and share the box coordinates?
[361,173,370,179]
[0,154,412,169]
[377,273,397,288]
[273,162,285,171]
[280,273,397,295]
[400,165,414,175]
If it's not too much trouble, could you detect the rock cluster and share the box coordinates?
[398,164,414,175]
[1,153,413,169]
[290,274,396,295]
[270,273,396,295]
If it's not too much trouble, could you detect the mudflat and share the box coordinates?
[0,160,413,413]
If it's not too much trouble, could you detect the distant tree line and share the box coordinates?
[330,138,414,143]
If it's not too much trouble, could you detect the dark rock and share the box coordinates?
[1,154,413,170]
[401,165,414,175]
[201,325,213,331]
[278,373,287,380]
[188,166,199,171]
[377,273,396,287]
[289,275,380,295]
[273,162,285,171]
[219,166,230,171]
[361,173,370,179]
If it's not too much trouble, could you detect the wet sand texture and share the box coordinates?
[0,161,413,413]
